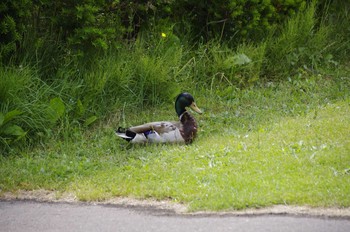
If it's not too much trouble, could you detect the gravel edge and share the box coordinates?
[1,190,350,218]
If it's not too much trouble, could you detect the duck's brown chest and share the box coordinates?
[180,112,198,144]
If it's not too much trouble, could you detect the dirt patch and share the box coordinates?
[2,190,350,218]
[192,205,350,218]
[1,190,187,214]
[1,190,77,203]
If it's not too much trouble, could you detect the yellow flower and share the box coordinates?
[161,32,167,38]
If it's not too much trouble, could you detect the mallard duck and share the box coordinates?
[115,92,202,144]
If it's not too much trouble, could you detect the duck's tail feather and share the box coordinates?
[115,127,136,142]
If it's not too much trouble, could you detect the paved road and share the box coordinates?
[1,200,349,232]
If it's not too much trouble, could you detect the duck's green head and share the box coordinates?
[175,92,202,117]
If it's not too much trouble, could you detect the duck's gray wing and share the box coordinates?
[129,121,181,134]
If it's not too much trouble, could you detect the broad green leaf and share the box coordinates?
[3,110,22,125]
[233,53,251,65]
[50,97,65,117]
[48,97,65,123]
[222,54,252,69]
[84,116,98,127]
[2,125,26,137]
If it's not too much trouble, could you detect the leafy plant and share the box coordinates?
[0,0,32,61]
[170,0,307,41]
[0,110,27,152]
[47,97,65,124]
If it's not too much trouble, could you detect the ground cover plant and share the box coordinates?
[1,1,350,211]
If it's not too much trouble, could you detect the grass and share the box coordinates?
[1,3,349,211]
[1,76,349,211]
[72,91,350,211]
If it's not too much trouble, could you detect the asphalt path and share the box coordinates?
[1,200,349,232]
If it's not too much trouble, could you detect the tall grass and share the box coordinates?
[0,67,53,152]
[325,0,350,62]
[77,35,183,119]
[264,1,337,79]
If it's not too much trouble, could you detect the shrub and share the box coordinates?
[0,0,32,61]
[170,0,307,42]
[1,0,310,65]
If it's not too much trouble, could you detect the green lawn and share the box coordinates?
[1,80,349,211]
[71,100,350,210]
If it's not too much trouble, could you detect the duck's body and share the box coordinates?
[116,93,202,144]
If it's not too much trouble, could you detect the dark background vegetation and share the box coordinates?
[0,0,349,153]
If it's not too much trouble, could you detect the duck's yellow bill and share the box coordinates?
[190,102,202,114]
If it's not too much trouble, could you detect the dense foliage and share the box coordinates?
[1,0,311,59]
[0,0,349,153]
